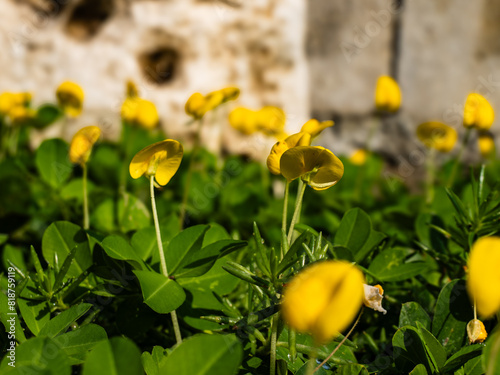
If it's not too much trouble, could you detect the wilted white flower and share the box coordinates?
[363,284,387,314]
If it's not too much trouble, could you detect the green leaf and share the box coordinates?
[0,292,26,342]
[369,247,428,281]
[465,356,484,375]
[296,363,329,375]
[53,324,108,365]
[410,364,428,375]
[17,298,50,336]
[158,334,243,375]
[83,337,143,375]
[42,221,92,278]
[399,302,431,330]
[355,230,386,262]
[432,280,472,355]
[333,364,369,375]
[90,198,116,233]
[61,178,95,202]
[483,328,500,375]
[166,225,210,276]
[0,337,71,375]
[2,244,27,275]
[35,138,73,189]
[101,235,145,269]
[142,346,168,375]
[416,321,447,371]
[35,104,63,128]
[133,270,186,314]
[117,192,151,232]
[38,303,92,338]
[441,344,483,373]
[415,213,447,252]
[278,230,313,273]
[335,208,371,257]
[393,326,432,374]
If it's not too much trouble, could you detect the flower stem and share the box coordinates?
[282,181,289,236]
[447,128,471,188]
[270,312,279,375]
[82,163,89,230]
[287,180,307,245]
[425,148,436,206]
[314,308,364,373]
[150,176,183,345]
[305,348,317,375]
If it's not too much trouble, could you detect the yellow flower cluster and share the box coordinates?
[56,81,84,117]
[121,81,159,129]
[416,121,458,153]
[69,126,101,166]
[0,92,33,124]
[463,93,494,130]
[185,87,239,120]
[229,106,286,138]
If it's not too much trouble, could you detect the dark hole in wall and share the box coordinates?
[138,47,179,85]
[65,0,115,40]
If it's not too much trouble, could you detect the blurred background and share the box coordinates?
[1,0,500,176]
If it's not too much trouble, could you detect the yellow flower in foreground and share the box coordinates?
[478,132,495,159]
[129,139,183,186]
[375,75,401,113]
[280,146,344,190]
[349,149,368,166]
[416,121,457,153]
[266,132,311,175]
[300,119,334,138]
[69,126,101,166]
[463,93,494,130]
[56,81,84,117]
[281,261,365,344]
[467,236,500,318]
[467,319,488,344]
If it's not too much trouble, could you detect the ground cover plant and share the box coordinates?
[0,78,499,374]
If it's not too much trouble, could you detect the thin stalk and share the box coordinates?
[314,308,364,373]
[447,128,471,188]
[287,180,307,245]
[179,118,203,229]
[305,348,318,375]
[82,163,89,230]
[270,313,279,375]
[282,181,290,236]
[425,148,436,206]
[150,176,182,344]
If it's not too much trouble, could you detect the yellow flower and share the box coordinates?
[349,149,368,166]
[185,93,208,120]
[478,132,495,159]
[363,284,387,314]
[280,146,344,190]
[467,236,500,318]
[255,106,286,137]
[375,76,401,113]
[229,107,258,135]
[0,92,32,116]
[129,139,183,186]
[463,93,494,130]
[281,260,365,344]
[467,319,488,344]
[300,119,334,138]
[56,81,84,117]
[185,87,239,120]
[69,126,101,166]
[219,87,240,103]
[9,106,35,125]
[416,121,457,153]
[121,98,159,129]
[266,132,311,175]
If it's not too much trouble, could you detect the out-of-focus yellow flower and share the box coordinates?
[280,146,344,191]
[9,106,35,125]
[467,319,488,344]
[467,236,500,318]
[363,284,387,314]
[266,132,311,175]
[463,93,494,130]
[121,98,159,129]
[375,76,401,113]
[349,149,368,166]
[255,106,286,137]
[0,92,32,116]
[126,80,139,98]
[416,121,457,153]
[129,139,183,186]
[300,119,334,138]
[56,81,84,117]
[281,260,365,344]
[69,126,101,166]
[185,87,239,120]
[228,107,258,135]
[478,132,495,159]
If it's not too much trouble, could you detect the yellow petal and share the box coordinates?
[69,126,101,165]
[136,99,159,129]
[266,132,311,175]
[467,319,487,344]
[300,119,334,138]
[129,139,183,186]
[478,132,495,159]
[281,260,365,344]
[256,106,286,136]
[280,146,344,190]
[229,107,259,135]
[416,121,457,153]
[467,236,500,318]
[0,92,32,115]
[56,81,84,117]
[375,76,401,113]
[464,93,495,130]
[219,87,240,103]
[349,149,368,166]
[121,97,140,123]
[185,93,206,119]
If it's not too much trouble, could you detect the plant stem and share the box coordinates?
[270,312,279,375]
[447,128,471,188]
[314,308,364,373]
[305,348,317,375]
[425,148,436,206]
[287,180,307,245]
[82,163,89,230]
[179,118,203,229]
[282,181,289,236]
[150,176,183,344]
